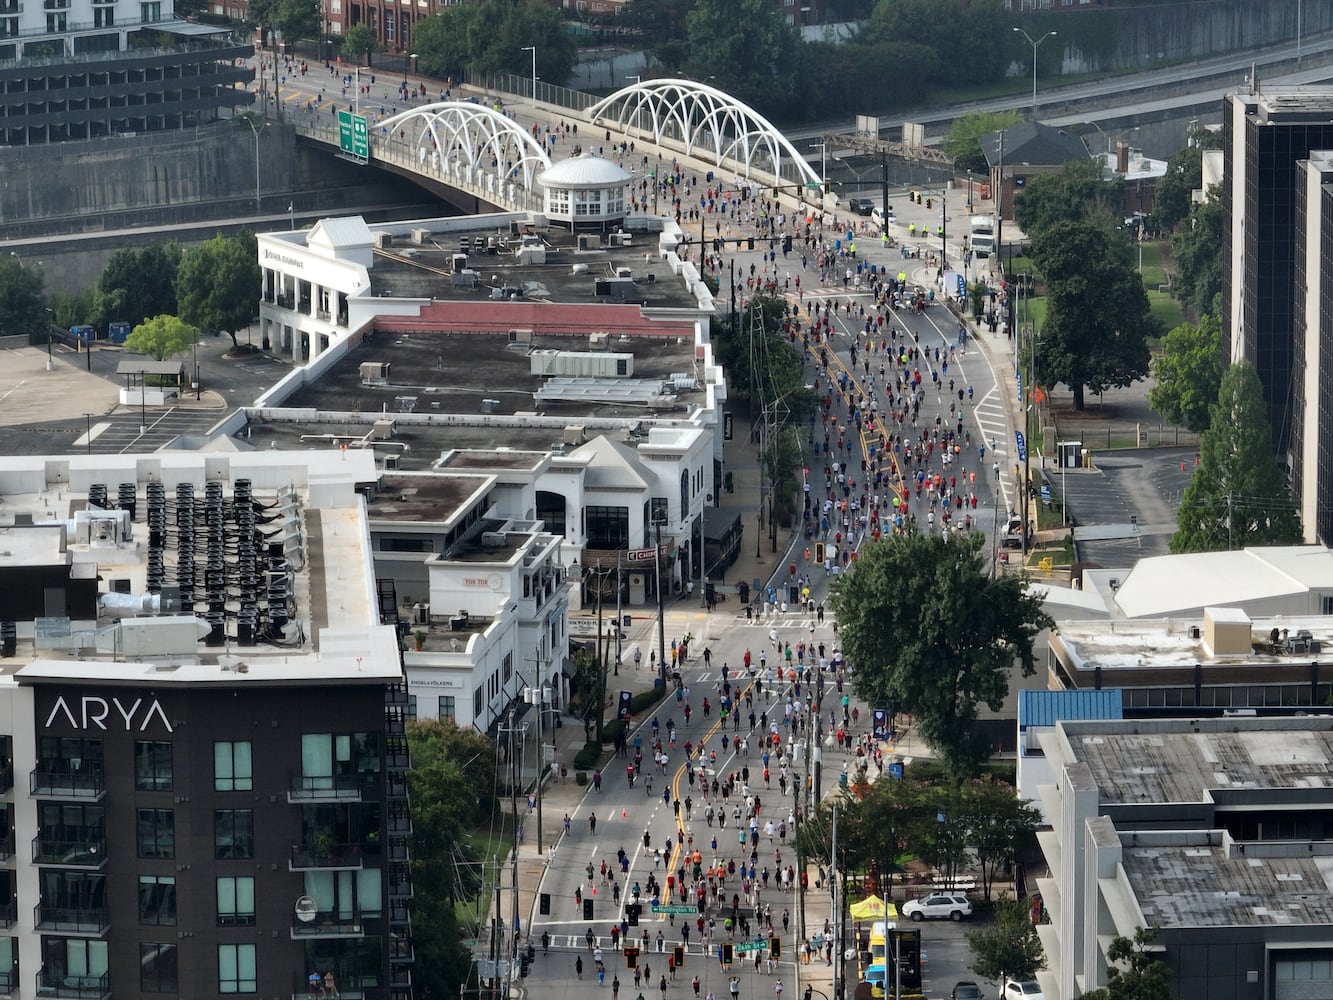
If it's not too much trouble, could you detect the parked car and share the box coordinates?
[900,893,973,921]
[1002,982,1045,1000]
[848,197,875,215]
[952,984,984,1000]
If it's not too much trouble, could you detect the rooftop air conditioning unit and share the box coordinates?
[563,425,586,446]
[481,532,507,548]
[509,329,533,344]
[413,603,430,625]
[589,333,609,349]
[452,254,467,271]
[373,232,392,249]
[481,399,500,413]
[411,229,431,244]
[578,234,598,251]
[453,269,477,288]
[384,454,400,471]
[616,266,633,279]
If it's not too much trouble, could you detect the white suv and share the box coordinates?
[900,893,973,921]
[1002,982,1045,1000]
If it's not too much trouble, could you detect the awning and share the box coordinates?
[848,896,898,921]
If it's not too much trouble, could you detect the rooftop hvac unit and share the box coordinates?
[669,373,698,390]
[480,531,507,548]
[413,603,430,625]
[509,329,533,344]
[411,229,431,244]
[481,399,500,413]
[530,350,634,378]
[373,232,392,249]
[577,234,598,251]
[453,269,477,288]
[615,266,633,278]
[563,425,586,445]
[370,419,396,440]
[384,454,400,471]
[572,262,589,276]
[452,254,467,271]
[589,333,609,349]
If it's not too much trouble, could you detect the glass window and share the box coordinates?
[135,742,173,792]
[140,943,177,993]
[216,876,255,927]
[437,696,455,721]
[302,734,334,786]
[218,943,256,994]
[214,741,253,791]
[585,505,629,549]
[214,810,254,860]
[138,875,176,926]
[137,809,174,859]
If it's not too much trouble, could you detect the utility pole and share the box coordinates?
[499,711,522,1000]
[595,565,607,744]
[614,551,623,674]
[653,515,668,685]
[831,805,840,1000]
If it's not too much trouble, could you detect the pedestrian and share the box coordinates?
[577,956,585,979]
[693,976,701,997]
[614,976,622,998]
[775,981,784,1000]
[590,813,597,834]
[599,967,607,988]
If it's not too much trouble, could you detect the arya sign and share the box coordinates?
[43,695,173,733]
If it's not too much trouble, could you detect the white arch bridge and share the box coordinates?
[291,79,826,214]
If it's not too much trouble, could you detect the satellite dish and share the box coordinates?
[295,896,318,923]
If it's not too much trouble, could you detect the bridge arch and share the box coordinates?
[375,102,553,203]
[588,79,822,192]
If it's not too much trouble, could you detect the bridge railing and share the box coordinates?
[461,71,598,114]
[292,118,542,214]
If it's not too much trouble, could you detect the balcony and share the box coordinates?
[288,772,363,803]
[30,769,104,801]
[290,909,365,938]
[0,899,16,929]
[0,969,14,995]
[0,830,14,862]
[34,904,109,935]
[0,763,12,795]
[289,841,363,871]
[36,968,108,1000]
[33,836,106,868]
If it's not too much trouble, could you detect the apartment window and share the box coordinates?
[437,696,455,722]
[139,0,159,18]
[650,498,669,524]
[137,809,174,859]
[216,876,255,927]
[473,686,483,719]
[380,536,433,552]
[140,943,177,993]
[135,742,173,792]
[585,505,629,549]
[214,810,254,860]
[502,652,512,682]
[138,875,176,926]
[218,943,256,994]
[214,741,252,791]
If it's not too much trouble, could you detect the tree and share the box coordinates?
[960,776,1041,901]
[714,293,816,419]
[1171,361,1302,553]
[1171,185,1224,319]
[1148,312,1223,433]
[125,315,196,361]
[176,233,260,349]
[966,895,1045,983]
[682,0,805,116]
[0,254,48,342]
[407,719,498,1000]
[1032,220,1158,410]
[1151,128,1222,232]
[945,110,1022,174]
[412,0,577,87]
[1013,159,1125,241]
[567,647,604,742]
[829,532,1052,776]
[273,0,318,43]
[621,0,694,71]
[1078,928,1174,1000]
[92,243,181,331]
[339,23,377,64]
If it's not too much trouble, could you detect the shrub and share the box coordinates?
[601,719,626,746]
[575,771,588,786]
[573,741,602,770]
[630,686,668,715]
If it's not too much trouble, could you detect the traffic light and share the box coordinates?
[628,903,640,926]
[926,197,932,209]
[539,893,551,916]
[909,190,917,203]
[625,948,640,970]
[673,945,686,968]
[583,898,594,921]
[520,956,530,978]
[721,944,734,965]
[770,937,781,958]
[815,542,825,564]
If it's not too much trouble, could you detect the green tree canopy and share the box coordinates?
[682,0,805,116]
[412,0,577,87]
[1171,185,1224,319]
[125,315,196,361]
[1013,159,1125,241]
[176,232,260,349]
[0,254,49,340]
[621,0,693,71]
[92,243,181,331]
[1148,311,1223,434]
[714,293,816,421]
[1171,360,1302,553]
[1150,128,1223,232]
[1031,220,1158,409]
[966,895,1045,982]
[945,110,1022,174]
[407,719,497,999]
[1077,928,1174,1000]
[829,532,1052,776]
[339,23,377,63]
[273,0,318,43]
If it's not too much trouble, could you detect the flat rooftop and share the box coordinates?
[366,472,492,523]
[281,328,705,420]
[367,224,698,309]
[1123,837,1333,929]
[1065,718,1333,805]
[1055,614,1333,670]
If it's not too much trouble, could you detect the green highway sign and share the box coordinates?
[735,943,766,954]
[337,110,369,160]
[650,904,695,915]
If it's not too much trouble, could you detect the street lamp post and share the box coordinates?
[810,141,827,204]
[1012,27,1057,112]
[242,116,267,213]
[520,45,537,103]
